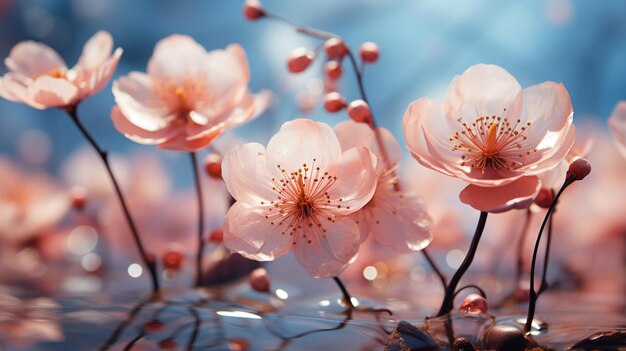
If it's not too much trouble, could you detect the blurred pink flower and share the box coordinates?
[0,158,69,244]
[403,64,575,212]
[0,31,122,109]
[222,119,377,278]
[111,34,271,152]
[608,101,626,158]
[334,120,431,253]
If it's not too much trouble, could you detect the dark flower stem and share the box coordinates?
[190,152,206,287]
[514,208,533,289]
[422,248,448,291]
[436,211,488,317]
[525,178,574,333]
[65,105,159,294]
[333,276,355,311]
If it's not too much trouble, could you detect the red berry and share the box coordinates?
[534,188,554,208]
[360,42,379,63]
[324,37,348,59]
[567,158,591,181]
[229,339,250,351]
[69,186,87,210]
[204,153,222,179]
[208,228,224,244]
[324,60,342,80]
[249,267,270,293]
[324,92,346,113]
[158,339,178,350]
[144,319,166,333]
[243,0,264,20]
[347,99,372,123]
[162,250,184,271]
[287,48,314,73]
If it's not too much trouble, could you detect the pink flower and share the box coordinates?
[0,31,122,109]
[334,120,432,253]
[403,64,575,213]
[222,119,378,278]
[111,35,270,152]
[608,101,626,158]
[0,158,69,244]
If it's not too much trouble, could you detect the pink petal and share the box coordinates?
[519,82,573,148]
[326,146,378,216]
[459,176,541,213]
[5,41,67,79]
[608,101,626,157]
[203,44,250,113]
[267,119,342,172]
[147,34,209,81]
[76,47,122,99]
[525,124,576,176]
[356,188,432,253]
[0,73,33,105]
[293,216,360,278]
[221,142,280,205]
[112,72,170,131]
[76,31,114,71]
[442,64,522,119]
[334,120,401,172]
[223,202,292,261]
[158,128,222,152]
[221,90,272,128]
[27,76,78,108]
[110,106,177,145]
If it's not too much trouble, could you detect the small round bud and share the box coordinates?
[459,293,488,315]
[243,0,265,20]
[360,42,379,63]
[324,92,346,113]
[158,339,178,350]
[534,188,554,209]
[69,186,88,210]
[144,319,166,333]
[249,267,270,293]
[229,339,250,351]
[204,153,222,179]
[208,228,224,244]
[162,249,185,271]
[567,158,591,181]
[324,60,342,80]
[347,99,372,123]
[324,37,348,59]
[287,48,314,73]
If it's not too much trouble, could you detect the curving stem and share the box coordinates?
[524,178,574,333]
[436,211,488,317]
[190,152,206,287]
[65,105,160,294]
[333,276,355,311]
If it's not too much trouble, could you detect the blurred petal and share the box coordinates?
[293,216,360,278]
[608,101,626,158]
[27,76,78,108]
[111,106,176,145]
[5,41,66,79]
[335,120,401,171]
[459,176,541,213]
[76,31,114,71]
[112,72,170,131]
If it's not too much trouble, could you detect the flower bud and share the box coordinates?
[158,340,178,350]
[324,37,348,59]
[204,153,222,179]
[209,228,224,243]
[243,0,265,20]
[249,267,270,293]
[162,249,184,271]
[287,48,314,73]
[324,92,346,113]
[360,42,379,63]
[459,293,488,315]
[347,99,372,123]
[69,186,87,210]
[566,158,591,181]
[534,188,554,208]
[229,339,250,351]
[144,319,166,333]
[324,60,342,80]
